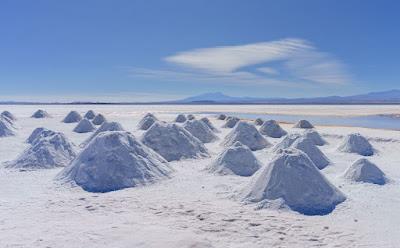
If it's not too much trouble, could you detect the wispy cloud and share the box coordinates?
[129,38,351,86]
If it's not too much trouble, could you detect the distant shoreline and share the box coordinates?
[1,102,400,105]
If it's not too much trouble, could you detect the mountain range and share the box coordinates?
[176,89,400,104]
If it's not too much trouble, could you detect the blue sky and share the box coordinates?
[1,0,399,102]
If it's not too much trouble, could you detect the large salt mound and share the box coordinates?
[243,148,346,215]
[5,132,76,169]
[200,117,219,132]
[291,137,330,169]
[272,133,301,152]
[217,114,227,120]
[84,110,96,120]
[337,133,374,156]
[0,114,15,127]
[73,119,96,133]
[254,118,264,126]
[222,116,240,128]
[57,131,172,193]
[344,158,387,185]
[141,122,209,162]
[183,119,217,143]
[294,120,314,129]
[63,111,82,123]
[1,111,16,121]
[210,141,261,176]
[0,118,15,137]
[303,129,326,146]
[138,113,158,130]
[32,109,50,118]
[222,121,270,151]
[92,114,106,125]
[81,121,124,147]
[26,127,56,144]
[175,114,187,123]
[259,120,287,138]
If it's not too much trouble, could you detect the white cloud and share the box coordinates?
[130,38,351,86]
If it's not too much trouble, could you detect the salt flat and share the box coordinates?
[1,105,400,248]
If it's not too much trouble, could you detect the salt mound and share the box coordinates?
[63,111,82,123]
[222,121,270,151]
[1,111,16,121]
[92,114,106,125]
[200,117,219,132]
[210,141,261,176]
[222,116,240,128]
[138,113,158,130]
[303,129,326,146]
[175,114,187,123]
[243,148,345,215]
[6,132,76,169]
[1,114,15,127]
[254,118,264,126]
[27,127,56,144]
[337,133,374,156]
[141,122,209,161]
[259,120,287,138]
[32,109,50,118]
[183,120,218,143]
[0,118,15,137]
[57,131,172,192]
[84,110,96,120]
[73,119,96,133]
[217,114,227,120]
[187,114,195,120]
[291,137,330,169]
[294,120,314,129]
[344,158,387,185]
[272,133,301,152]
[81,121,124,147]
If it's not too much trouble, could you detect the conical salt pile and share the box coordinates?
[84,110,96,120]
[343,158,387,185]
[81,121,125,147]
[26,127,56,144]
[0,118,15,137]
[138,113,158,130]
[141,122,209,162]
[254,118,264,126]
[337,133,374,156]
[183,119,218,143]
[57,131,173,192]
[92,114,106,125]
[31,109,50,118]
[63,111,82,123]
[291,136,330,169]
[175,114,187,123]
[1,111,16,121]
[303,129,326,146]
[259,120,287,138]
[243,148,346,215]
[210,141,261,176]
[294,120,314,129]
[73,119,96,133]
[222,116,240,128]
[222,121,270,151]
[200,117,219,133]
[217,114,227,120]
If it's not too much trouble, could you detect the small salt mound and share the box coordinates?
[92,114,106,125]
[222,116,240,128]
[222,121,270,151]
[259,120,287,138]
[0,118,15,137]
[187,114,195,120]
[210,141,261,176]
[344,158,387,185]
[141,122,209,161]
[337,133,374,156]
[84,110,96,120]
[175,114,187,123]
[27,127,56,144]
[254,118,264,126]
[200,117,219,133]
[81,121,125,147]
[32,109,50,118]
[1,111,16,121]
[57,131,172,192]
[243,148,345,215]
[1,114,15,127]
[183,120,218,143]
[272,133,301,152]
[294,120,314,129]
[291,137,330,169]
[63,111,82,123]
[138,113,158,130]
[303,129,326,146]
[217,114,227,120]
[5,132,76,169]
[73,119,96,133]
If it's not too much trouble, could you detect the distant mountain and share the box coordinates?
[176,89,400,104]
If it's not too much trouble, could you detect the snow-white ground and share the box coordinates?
[1,105,400,248]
